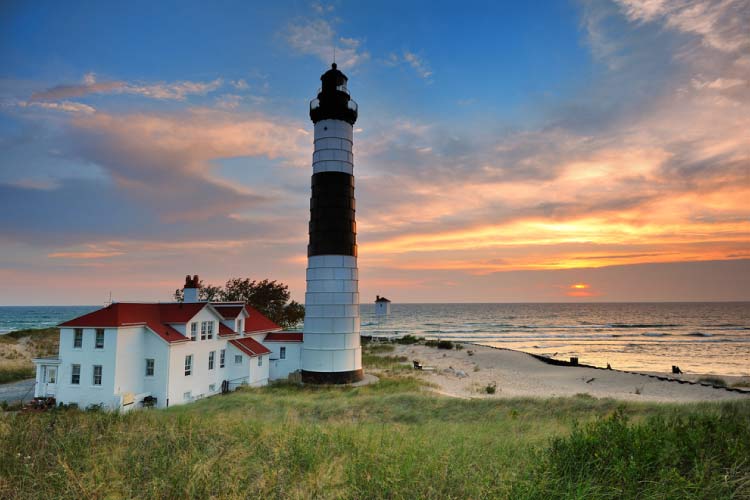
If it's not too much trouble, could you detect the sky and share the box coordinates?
[0,0,748,305]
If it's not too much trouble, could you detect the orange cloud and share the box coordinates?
[48,251,124,259]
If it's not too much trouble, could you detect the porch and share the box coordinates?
[31,357,61,398]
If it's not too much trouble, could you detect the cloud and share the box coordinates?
[285,18,369,69]
[215,94,244,110]
[230,79,249,90]
[13,99,96,114]
[615,0,750,52]
[349,0,750,277]
[31,72,224,101]
[0,105,312,247]
[403,51,433,79]
[384,51,433,79]
[48,250,125,259]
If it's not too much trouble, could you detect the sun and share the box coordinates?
[571,283,589,290]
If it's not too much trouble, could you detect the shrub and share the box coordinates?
[697,376,727,387]
[454,343,464,350]
[0,366,35,384]
[396,335,422,345]
[425,340,439,348]
[1,400,23,412]
[485,383,497,394]
[437,340,454,350]
[365,344,395,354]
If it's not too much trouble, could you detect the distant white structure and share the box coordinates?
[32,275,303,410]
[375,295,391,316]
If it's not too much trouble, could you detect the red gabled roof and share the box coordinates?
[218,322,237,337]
[229,337,272,357]
[244,306,281,333]
[59,302,206,343]
[212,304,246,319]
[264,331,303,342]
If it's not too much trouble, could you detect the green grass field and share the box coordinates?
[1,348,748,498]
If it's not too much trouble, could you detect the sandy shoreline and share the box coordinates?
[376,343,750,403]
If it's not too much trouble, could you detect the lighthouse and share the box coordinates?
[300,63,363,384]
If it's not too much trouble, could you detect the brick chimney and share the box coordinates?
[183,274,200,303]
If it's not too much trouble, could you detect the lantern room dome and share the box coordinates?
[310,63,358,125]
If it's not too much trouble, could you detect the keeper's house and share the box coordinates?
[32,276,303,410]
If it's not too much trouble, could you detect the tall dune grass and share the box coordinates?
[2,372,748,498]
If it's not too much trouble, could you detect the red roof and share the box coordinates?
[59,303,207,343]
[212,304,246,319]
[229,337,272,357]
[264,331,303,342]
[218,322,237,337]
[244,306,281,333]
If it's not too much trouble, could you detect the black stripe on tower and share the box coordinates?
[308,171,357,257]
[302,368,364,384]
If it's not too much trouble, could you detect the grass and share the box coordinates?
[521,406,750,498]
[2,348,749,498]
[0,328,59,383]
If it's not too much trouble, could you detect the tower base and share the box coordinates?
[301,368,364,385]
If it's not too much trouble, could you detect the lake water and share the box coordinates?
[2,303,748,376]
[360,303,750,377]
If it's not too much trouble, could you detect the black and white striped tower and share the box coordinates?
[301,63,363,384]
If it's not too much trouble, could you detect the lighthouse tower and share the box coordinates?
[300,63,363,384]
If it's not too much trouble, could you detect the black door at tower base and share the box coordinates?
[301,368,364,384]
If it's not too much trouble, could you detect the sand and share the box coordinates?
[380,343,750,403]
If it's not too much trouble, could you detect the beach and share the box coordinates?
[377,343,750,403]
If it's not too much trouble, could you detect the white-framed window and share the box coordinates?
[185,355,193,376]
[208,351,215,370]
[190,322,197,341]
[220,349,225,368]
[258,356,262,367]
[183,391,192,401]
[95,329,105,349]
[71,364,80,385]
[201,321,207,340]
[73,329,83,348]
[92,365,102,386]
[209,383,216,392]
[280,347,286,359]
[145,358,155,377]
[235,354,242,364]
[207,321,214,340]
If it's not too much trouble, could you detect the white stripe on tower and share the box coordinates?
[312,119,353,175]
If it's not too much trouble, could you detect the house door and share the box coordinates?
[42,366,57,396]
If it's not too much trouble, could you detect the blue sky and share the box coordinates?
[1,0,749,304]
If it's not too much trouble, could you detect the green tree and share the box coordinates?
[173,278,305,329]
